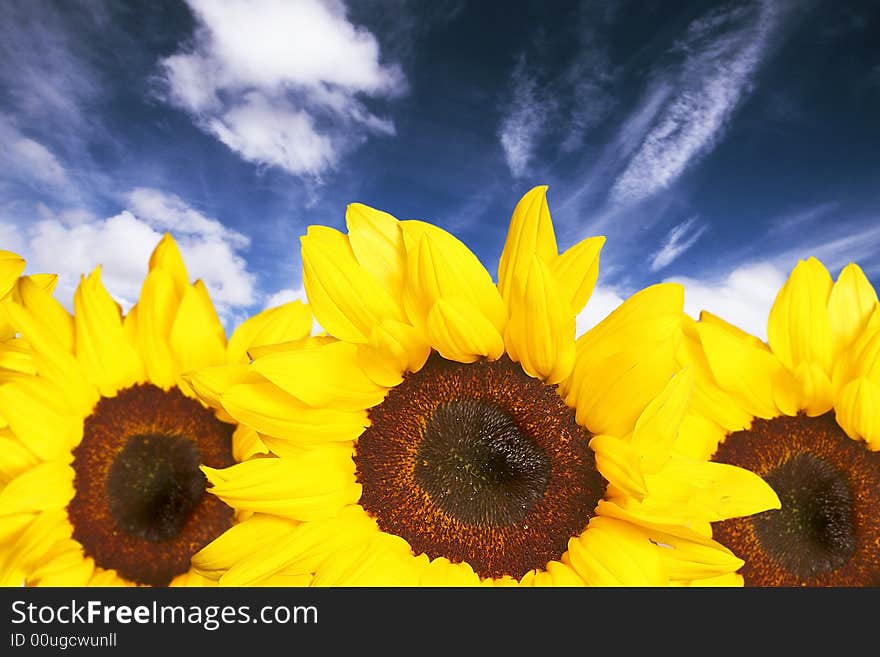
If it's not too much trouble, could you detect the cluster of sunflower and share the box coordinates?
[1,186,877,587]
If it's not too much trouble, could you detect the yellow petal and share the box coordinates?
[698,310,769,351]
[418,557,482,586]
[253,339,387,411]
[674,413,726,461]
[687,572,743,587]
[644,459,781,522]
[28,540,93,586]
[169,570,217,587]
[311,532,426,586]
[503,255,574,383]
[564,283,683,434]
[73,266,144,396]
[574,345,679,438]
[767,257,833,376]
[567,516,666,586]
[134,266,183,389]
[522,561,586,587]
[247,335,336,359]
[828,263,878,357]
[640,528,744,582]
[221,380,368,446]
[7,280,97,414]
[835,377,880,449]
[169,280,228,377]
[0,340,36,375]
[301,225,404,343]
[219,506,377,585]
[231,424,269,461]
[401,222,506,337]
[697,321,786,419]
[356,319,431,387]
[0,430,40,485]
[678,315,754,432]
[203,446,361,520]
[588,434,647,499]
[184,363,262,411]
[148,232,189,293]
[0,510,71,586]
[426,297,505,363]
[791,360,833,416]
[346,203,406,304]
[226,301,313,364]
[630,369,692,473]
[497,185,558,299]
[0,250,25,298]
[0,461,74,515]
[0,377,82,461]
[550,236,605,315]
[192,514,300,581]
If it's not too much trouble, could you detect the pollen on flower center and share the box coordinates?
[711,413,880,587]
[68,384,236,586]
[354,353,606,580]
[107,433,207,543]
[415,398,551,526]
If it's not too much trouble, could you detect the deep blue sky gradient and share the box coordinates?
[2,0,878,337]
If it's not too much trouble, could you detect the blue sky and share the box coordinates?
[2,0,878,338]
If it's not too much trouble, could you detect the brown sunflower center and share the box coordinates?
[712,412,880,587]
[68,384,235,586]
[354,353,605,580]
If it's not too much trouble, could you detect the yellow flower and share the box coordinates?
[0,235,312,586]
[679,257,880,586]
[187,186,778,586]
[1,250,56,374]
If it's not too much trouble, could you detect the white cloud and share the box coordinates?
[575,286,625,336]
[650,216,708,271]
[666,261,786,340]
[0,221,25,255]
[160,0,405,177]
[610,0,782,206]
[499,56,550,179]
[18,188,258,323]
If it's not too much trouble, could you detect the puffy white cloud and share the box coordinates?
[18,188,258,323]
[0,221,26,254]
[666,261,786,340]
[160,0,405,177]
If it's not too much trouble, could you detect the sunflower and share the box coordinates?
[186,186,779,586]
[0,234,312,586]
[678,257,880,586]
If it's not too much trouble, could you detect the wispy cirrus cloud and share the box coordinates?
[650,216,708,271]
[609,0,784,206]
[0,118,70,191]
[159,0,406,179]
[498,1,617,179]
[498,56,551,179]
